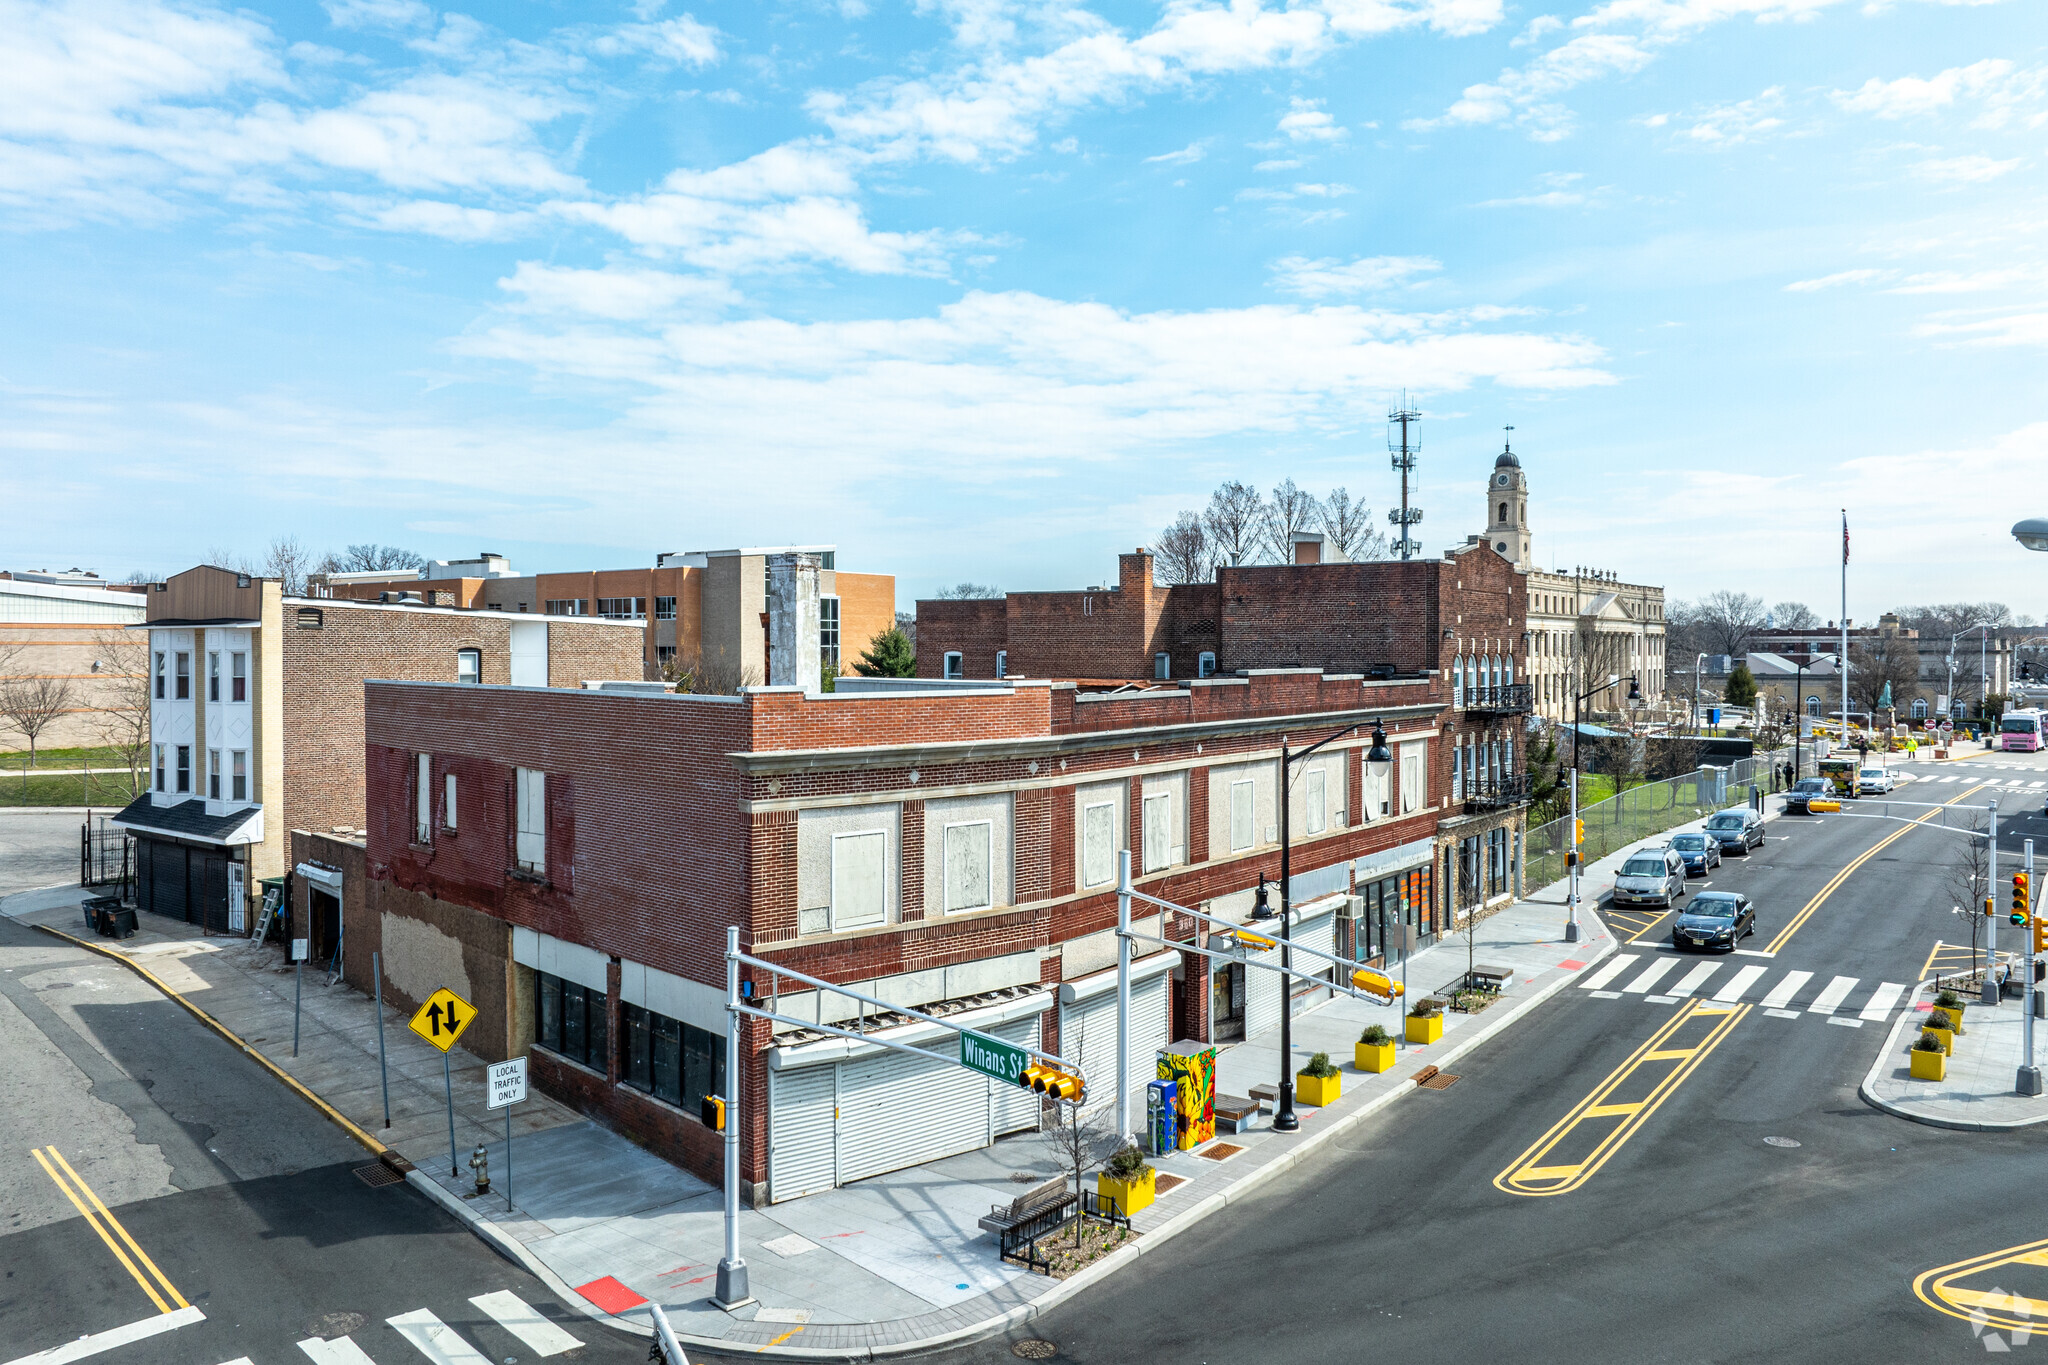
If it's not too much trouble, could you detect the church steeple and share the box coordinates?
[1483,427,1532,569]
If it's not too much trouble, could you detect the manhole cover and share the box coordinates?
[1763,1136,1801,1148]
[1013,1341,1058,1359]
[305,1311,367,1340]
[353,1161,403,1188]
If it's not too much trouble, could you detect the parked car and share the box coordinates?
[1612,847,1687,908]
[1671,891,1757,952]
[1668,831,1722,876]
[1783,778,1833,814]
[1705,806,1766,854]
[1858,766,1897,795]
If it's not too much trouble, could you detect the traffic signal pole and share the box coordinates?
[1565,764,1581,943]
[1985,800,2002,1007]
[2021,841,2042,1097]
[717,925,749,1309]
[1116,850,1133,1146]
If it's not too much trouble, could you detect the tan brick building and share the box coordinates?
[0,572,148,753]
[111,565,644,942]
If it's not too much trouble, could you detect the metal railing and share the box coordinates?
[1525,754,1785,890]
[1463,683,1534,715]
[1466,773,1531,809]
[80,817,133,898]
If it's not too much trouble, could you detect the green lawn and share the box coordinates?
[0,745,131,772]
[0,770,143,806]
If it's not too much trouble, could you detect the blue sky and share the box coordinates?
[4,0,2044,618]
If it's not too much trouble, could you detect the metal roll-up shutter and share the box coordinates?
[1244,941,1283,1041]
[768,1064,838,1203]
[988,1016,1043,1138]
[1058,976,1169,1122]
[836,1039,992,1185]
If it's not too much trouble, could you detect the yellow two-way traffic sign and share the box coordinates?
[409,987,476,1052]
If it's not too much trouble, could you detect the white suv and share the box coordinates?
[1858,766,1896,795]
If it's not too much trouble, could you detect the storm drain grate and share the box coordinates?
[354,1161,403,1188]
[1154,1174,1188,1195]
[1199,1143,1245,1161]
[1418,1072,1461,1090]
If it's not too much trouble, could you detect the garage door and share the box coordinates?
[835,1015,1043,1186]
[768,1065,837,1203]
[1244,911,1337,1042]
[1058,973,1169,1121]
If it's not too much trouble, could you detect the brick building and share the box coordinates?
[0,572,147,753]
[111,565,644,940]
[310,545,896,686]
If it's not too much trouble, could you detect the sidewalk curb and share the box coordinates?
[1859,982,2048,1132]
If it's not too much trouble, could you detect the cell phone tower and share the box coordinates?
[1387,393,1423,560]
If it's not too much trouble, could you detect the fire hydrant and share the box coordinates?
[469,1143,491,1195]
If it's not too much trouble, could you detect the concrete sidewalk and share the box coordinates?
[1863,981,2048,1131]
[6,879,1620,1358]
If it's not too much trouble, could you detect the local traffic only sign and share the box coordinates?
[409,987,476,1053]
[960,1031,1028,1086]
[486,1057,528,1110]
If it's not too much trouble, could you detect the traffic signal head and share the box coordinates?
[1023,1063,1085,1104]
[1574,819,1585,846]
[2036,915,2048,955]
[2016,872,2032,918]
[700,1095,726,1131]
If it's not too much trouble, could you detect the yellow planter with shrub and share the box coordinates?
[1296,1051,1341,1106]
[1406,1008,1444,1045]
[1355,1041,1396,1073]
[1921,1025,1955,1054]
[1910,1044,1948,1081]
[1097,1146,1155,1216]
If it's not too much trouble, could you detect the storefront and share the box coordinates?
[113,794,262,934]
[1344,837,1438,965]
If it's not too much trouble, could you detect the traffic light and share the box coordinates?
[1575,819,1586,847]
[1023,1063,1085,1104]
[2015,872,2032,922]
[1352,967,1406,1000]
[2036,913,2048,956]
[701,1094,726,1131]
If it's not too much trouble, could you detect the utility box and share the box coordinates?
[1157,1043,1215,1149]
[1146,1078,1179,1156]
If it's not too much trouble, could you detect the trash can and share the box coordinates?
[1146,1078,1178,1157]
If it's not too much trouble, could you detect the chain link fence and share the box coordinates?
[1526,750,1793,892]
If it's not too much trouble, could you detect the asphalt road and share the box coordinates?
[0,913,645,1365]
[895,753,2048,1365]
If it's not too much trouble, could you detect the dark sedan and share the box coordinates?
[1705,807,1765,853]
[1668,832,1722,876]
[1672,892,1757,952]
[1782,778,1833,815]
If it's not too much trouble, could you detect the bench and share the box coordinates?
[979,1177,1077,1264]
[1213,1094,1260,1135]
[1466,964,1513,993]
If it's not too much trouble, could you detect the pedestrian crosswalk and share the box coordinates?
[1579,955,1910,1025]
[287,1293,582,1365]
[1919,774,2047,788]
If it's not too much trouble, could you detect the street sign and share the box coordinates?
[486,1057,528,1110]
[409,987,476,1052]
[291,938,309,962]
[959,1031,1029,1087]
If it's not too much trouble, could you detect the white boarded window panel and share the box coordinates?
[1230,780,1255,852]
[1082,801,1115,888]
[944,822,991,912]
[515,768,545,870]
[1142,792,1172,874]
[1401,745,1423,814]
[832,830,887,929]
[1306,768,1326,835]
[416,752,431,842]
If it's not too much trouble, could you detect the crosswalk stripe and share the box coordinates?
[1807,976,1859,1015]
[387,1310,492,1365]
[216,1359,256,1365]
[1669,962,1720,997]
[298,1339,376,1365]
[1759,970,1814,1010]
[1580,956,1638,990]
[1622,959,1680,994]
[469,1292,583,1357]
[1714,964,1768,1002]
[1860,982,1908,1020]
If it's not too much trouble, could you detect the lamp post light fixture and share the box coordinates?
[2015,518,2048,553]
[1270,720,1392,1135]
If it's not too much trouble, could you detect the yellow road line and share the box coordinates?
[1914,1235,2048,1333]
[1764,782,1990,954]
[1493,1001,1749,1197]
[45,1146,189,1310]
[33,1148,171,1315]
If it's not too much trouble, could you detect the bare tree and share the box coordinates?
[1262,478,1323,562]
[1771,601,1820,631]
[0,675,77,768]
[341,544,427,573]
[1154,512,1211,585]
[262,536,315,596]
[1897,602,2014,640]
[1203,481,1266,568]
[123,569,164,585]
[87,630,150,797]
[1318,487,1384,562]
[933,582,1003,600]
[1849,632,1920,714]
[663,646,762,695]
[204,545,256,575]
[1696,591,1770,657]
[1945,810,1992,974]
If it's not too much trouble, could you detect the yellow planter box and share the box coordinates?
[1097,1167,1155,1217]
[1406,1013,1444,1045]
[1922,1026,1955,1054]
[1355,1040,1397,1073]
[1910,1048,1948,1081]
[1296,1071,1341,1107]
[1932,1003,1965,1033]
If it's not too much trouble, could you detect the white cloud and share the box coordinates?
[322,0,431,30]
[498,261,741,319]
[1910,154,2023,183]
[1270,254,1442,297]
[1279,97,1347,142]
[585,14,722,67]
[1407,33,1654,139]
[1671,86,1784,144]
[1913,311,2048,347]
[1832,60,2042,126]
[1784,268,1892,291]
[1512,14,1564,44]
[1477,189,1585,206]
[1254,157,1303,170]
[1145,141,1207,164]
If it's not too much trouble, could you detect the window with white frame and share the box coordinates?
[943,651,964,679]
[544,599,586,616]
[154,651,166,700]
[820,596,840,668]
[1142,791,1173,874]
[831,830,887,929]
[1451,744,1464,800]
[208,749,221,800]
[230,651,246,702]
[175,652,190,700]
[1306,767,1326,835]
[230,750,246,801]
[208,652,220,702]
[175,745,190,793]
[444,771,458,830]
[1198,651,1217,678]
[1401,742,1424,813]
[943,821,992,912]
[1082,801,1115,887]
[515,768,546,872]
[596,597,643,620]
[1363,760,1389,821]
[415,753,432,843]
[654,596,677,620]
[456,648,481,684]
[1230,779,1255,852]
[995,650,1007,678]
[1452,655,1463,707]
[154,744,165,792]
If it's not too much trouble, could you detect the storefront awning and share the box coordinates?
[109,793,264,847]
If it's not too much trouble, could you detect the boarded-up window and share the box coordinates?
[1401,743,1424,814]
[1142,792,1172,874]
[516,768,546,872]
[1306,768,1326,835]
[943,821,992,912]
[1230,780,1254,852]
[1082,801,1115,887]
[832,830,887,929]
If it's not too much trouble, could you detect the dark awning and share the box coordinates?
[110,793,264,846]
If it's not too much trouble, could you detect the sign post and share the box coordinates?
[372,951,391,1130]
[486,1057,527,1211]
[292,937,309,1056]
[409,987,477,1179]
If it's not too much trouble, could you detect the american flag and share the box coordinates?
[1842,511,1850,565]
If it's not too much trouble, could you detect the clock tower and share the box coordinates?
[1483,429,1532,569]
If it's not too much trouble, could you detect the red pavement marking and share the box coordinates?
[1559,959,1586,971]
[657,1264,707,1279]
[576,1276,648,1313]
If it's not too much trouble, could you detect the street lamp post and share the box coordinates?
[1269,721,1393,1134]
[1567,671,1641,944]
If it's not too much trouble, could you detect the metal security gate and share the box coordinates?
[1059,974,1169,1118]
[1244,910,1337,1041]
[767,1065,837,1203]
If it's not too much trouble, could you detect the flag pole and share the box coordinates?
[1840,510,1849,742]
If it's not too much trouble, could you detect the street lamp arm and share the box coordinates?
[1287,722,1362,770]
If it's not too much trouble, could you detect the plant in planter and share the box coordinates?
[1406,999,1445,1045]
[1097,1143,1157,1216]
[1934,989,1967,1033]
[1923,1008,1956,1054]
[1296,1050,1341,1107]
[1356,1023,1397,1073]
[1910,1030,1949,1081]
